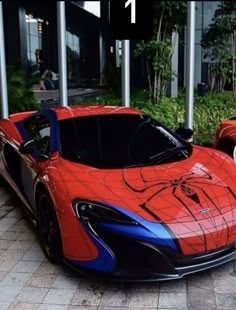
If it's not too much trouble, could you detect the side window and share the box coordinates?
[23,115,51,156]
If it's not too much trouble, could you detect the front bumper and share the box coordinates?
[65,229,236,282]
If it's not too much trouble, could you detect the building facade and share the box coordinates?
[183,1,220,87]
[2,1,114,89]
[2,1,222,91]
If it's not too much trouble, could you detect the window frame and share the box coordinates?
[21,113,52,158]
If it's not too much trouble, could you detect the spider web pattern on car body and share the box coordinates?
[59,145,236,257]
[121,148,236,255]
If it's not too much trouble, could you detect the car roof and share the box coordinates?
[50,105,143,121]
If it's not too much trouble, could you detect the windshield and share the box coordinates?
[59,114,192,168]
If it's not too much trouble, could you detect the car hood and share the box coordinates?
[58,145,236,255]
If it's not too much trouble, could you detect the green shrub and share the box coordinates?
[7,63,39,114]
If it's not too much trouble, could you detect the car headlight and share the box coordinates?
[73,200,137,225]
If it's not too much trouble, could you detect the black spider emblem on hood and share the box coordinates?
[123,168,236,221]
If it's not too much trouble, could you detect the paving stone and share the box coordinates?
[0,272,7,282]
[99,307,129,310]
[34,262,60,275]
[0,231,22,241]
[0,253,22,272]
[211,269,234,282]
[214,276,236,294]
[0,211,8,218]
[0,272,33,287]
[187,272,214,293]
[6,224,28,233]
[18,232,37,241]
[8,240,33,251]
[158,292,187,309]
[125,282,159,293]
[16,287,49,303]
[129,291,158,308]
[100,290,129,307]
[68,306,97,310]
[71,287,104,307]
[211,263,235,280]
[157,309,187,310]
[38,305,68,310]
[0,285,22,302]
[27,274,58,288]
[8,302,40,309]
[0,239,14,250]
[5,209,23,219]
[21,249,45,262]
[0,225,10,233]
[160,279,186,293]
[187,291,216,310]
[78,278,107,291]
[52,272,80,289]
[0,218,19,226]
[12,261,42,273]
[0,206,15,212]
[0,302,11,310]
[43,288,76,305]
[216,293,236,309]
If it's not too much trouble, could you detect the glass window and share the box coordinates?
[195,30,202,45]
[195,1,203,30]
[25,14,44,68]
[194,44,202,84]
[76,1,101,17]
[23,115,51,156]
[59,114,191,168]
[203,1,219,28]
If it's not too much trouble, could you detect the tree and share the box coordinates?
[135,1,187,104]
[7,63,39,113]
[201,1,236,98]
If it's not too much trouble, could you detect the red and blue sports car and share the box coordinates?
[214,115,236,161]
[1,105,236,281]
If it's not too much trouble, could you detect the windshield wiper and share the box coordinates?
[123,145,189,169]
[149,145,189,164]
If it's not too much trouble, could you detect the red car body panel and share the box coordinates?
[52,105,143,121]
[214,119,236,147]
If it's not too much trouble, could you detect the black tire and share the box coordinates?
[37,190,63,263]
[217,139,235,159]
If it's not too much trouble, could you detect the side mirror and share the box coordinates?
[19,139,49,160]
[19,139,35,155]
[175,127,193,141]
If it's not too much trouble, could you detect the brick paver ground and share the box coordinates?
[0,185,236,310]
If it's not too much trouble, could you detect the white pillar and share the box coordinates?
[0,2,8,119]
[185,1,195,130]
[99,32,104,86]
[170,31,179,98]
[57,2,68,107]
[115,40,120,68]
[121,40,130,107]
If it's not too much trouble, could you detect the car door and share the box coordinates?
[20,113,52,210]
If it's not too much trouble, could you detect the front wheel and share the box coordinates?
[37,190,63,263]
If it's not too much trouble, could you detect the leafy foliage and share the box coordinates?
[135,1,187,104]
[201,1,236,97]
[7,63,39,114]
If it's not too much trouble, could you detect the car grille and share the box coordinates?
[94,226,175,275]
